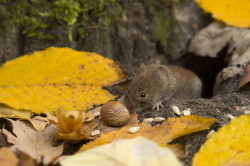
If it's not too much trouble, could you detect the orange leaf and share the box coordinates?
[0,147,18,166]
[78,115,215,152]
[238,64,250,89]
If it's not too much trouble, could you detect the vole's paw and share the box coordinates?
[152,101,163,110]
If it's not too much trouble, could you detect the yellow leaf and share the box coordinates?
[0,104,33,118]
[54,110,101,141]
[78,116,215,152]
[0,47,125,115]
[193,115,250,166]
[195,0,250,28]
[57,110,84,134]
[61,137,183,166]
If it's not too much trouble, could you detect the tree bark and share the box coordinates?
[0,0,208,75]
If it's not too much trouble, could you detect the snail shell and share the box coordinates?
[100,101,130,127]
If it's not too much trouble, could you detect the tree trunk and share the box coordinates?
[0,0,208,75]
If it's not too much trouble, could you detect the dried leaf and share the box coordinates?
[57,110,84,134]
[18,151,36,166]
[195,0,250,28]
[2,119,63,165]
[45,112,58,124]
[24,116,50,131]
[76,120,100,140]
[55,110,98,140]
[0,47,125,115]
[54,112,95,141]
[188,21,250,91]
[0,104,33,119]
[193,114,250,166]
[85,112,95,122]
[238,64,250,89]
[0,147,18,166]
[55,109,138,141]
[61,137,183,166]
[78,116,215,152]
[0,131,8,147]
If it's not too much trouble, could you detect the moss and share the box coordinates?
[77,0,120,38]
[50,0,81,41]
[0,0,120,41]
[150,0,180,56]
[15,0,81,40]
[152,12,170,49]
[12,0,54,39]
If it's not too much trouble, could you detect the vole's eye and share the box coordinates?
[140,92,146,98]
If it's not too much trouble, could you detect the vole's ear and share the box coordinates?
[154,66,168,81]
[138,63,146,71]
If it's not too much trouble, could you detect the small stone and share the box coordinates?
[227,114,235,120]
[94,112,100,117]
[153,117,166,122]
[91,130,100,136]
[128,127,140,134]
[206,130,215,139]
[182,109,191,116]
[143,118,154,123]
[171,105,181,116]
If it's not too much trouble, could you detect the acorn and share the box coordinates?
[100,101,130,127]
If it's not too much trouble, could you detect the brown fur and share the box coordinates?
[124,64,202,112]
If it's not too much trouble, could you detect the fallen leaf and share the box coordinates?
[0,47,125,115]
[193,114,250,166]
[55,110,100,141]
[0,147,18,166]
[189,21,250,61]
[24,116,50,131]
[17,151,36,166]
[85,112,95,122]
[195,0,250,28]
[61,137,183,166]
[57,110,84,134]
[188,21,250,93]
[238,64,250,89]
[2,119,63,165]
[0,104,33,119]
[78,116,215,152]
[45,112,58,124]
[76,120,100,140]
[0,132,8,147]
[55,108,138,141]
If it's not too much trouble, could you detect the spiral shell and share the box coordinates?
[100,101,130,127]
